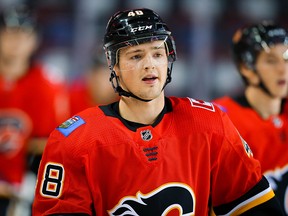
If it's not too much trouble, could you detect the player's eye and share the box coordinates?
[154,53,163,57]
[153,49,166,58]
[131,54,142,60]
[264,56,278,64]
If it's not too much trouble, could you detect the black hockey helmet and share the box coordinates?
[103,8,177,102]
[103,8,176,69]
[232,21,288,70]
[0,4,37,32]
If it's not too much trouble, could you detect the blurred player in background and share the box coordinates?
[33,8,283,215]
[0,4,69,215]
[69,52,119,116]
[213,21,288,215]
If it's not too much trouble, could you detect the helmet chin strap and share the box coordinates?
[110,70,152,102]
[116,86,152,102]
[110,63,174,103]
[253,68,275,98]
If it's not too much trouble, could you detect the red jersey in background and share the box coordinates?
[213,95,288,215]
[69,79,95,116]
[0,62,70,187]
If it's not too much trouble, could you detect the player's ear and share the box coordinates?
[240,64,260,85]
[113,64,120,76]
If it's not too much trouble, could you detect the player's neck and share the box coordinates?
[0,57,30,82]
[118,94,165,125]
[245,86,282,119]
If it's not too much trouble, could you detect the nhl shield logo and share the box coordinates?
[140,129,153,141]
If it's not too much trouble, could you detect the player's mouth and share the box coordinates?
[142,75,158,84]
[277,79,286,86]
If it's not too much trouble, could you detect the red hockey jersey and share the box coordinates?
[0,62,69,186]
[213,96,288,215]
[33,97,275,215]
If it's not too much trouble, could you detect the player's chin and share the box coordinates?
[139,91,163,101]
[274,90,288,98]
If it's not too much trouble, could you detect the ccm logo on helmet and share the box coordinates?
[131,25,153,33]
[267,29,286,37]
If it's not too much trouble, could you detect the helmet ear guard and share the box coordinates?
[241,51,255,70]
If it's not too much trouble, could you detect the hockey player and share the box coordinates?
[0,5,69,215]
[213,21,288,215]
[69,53,119,115]
[33,8,284,215]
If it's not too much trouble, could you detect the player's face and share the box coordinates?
[114,40,168,100]
[255,44,288,98]
[86,65,119,105]
[0,27,38,80]
[0,28,37,59]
